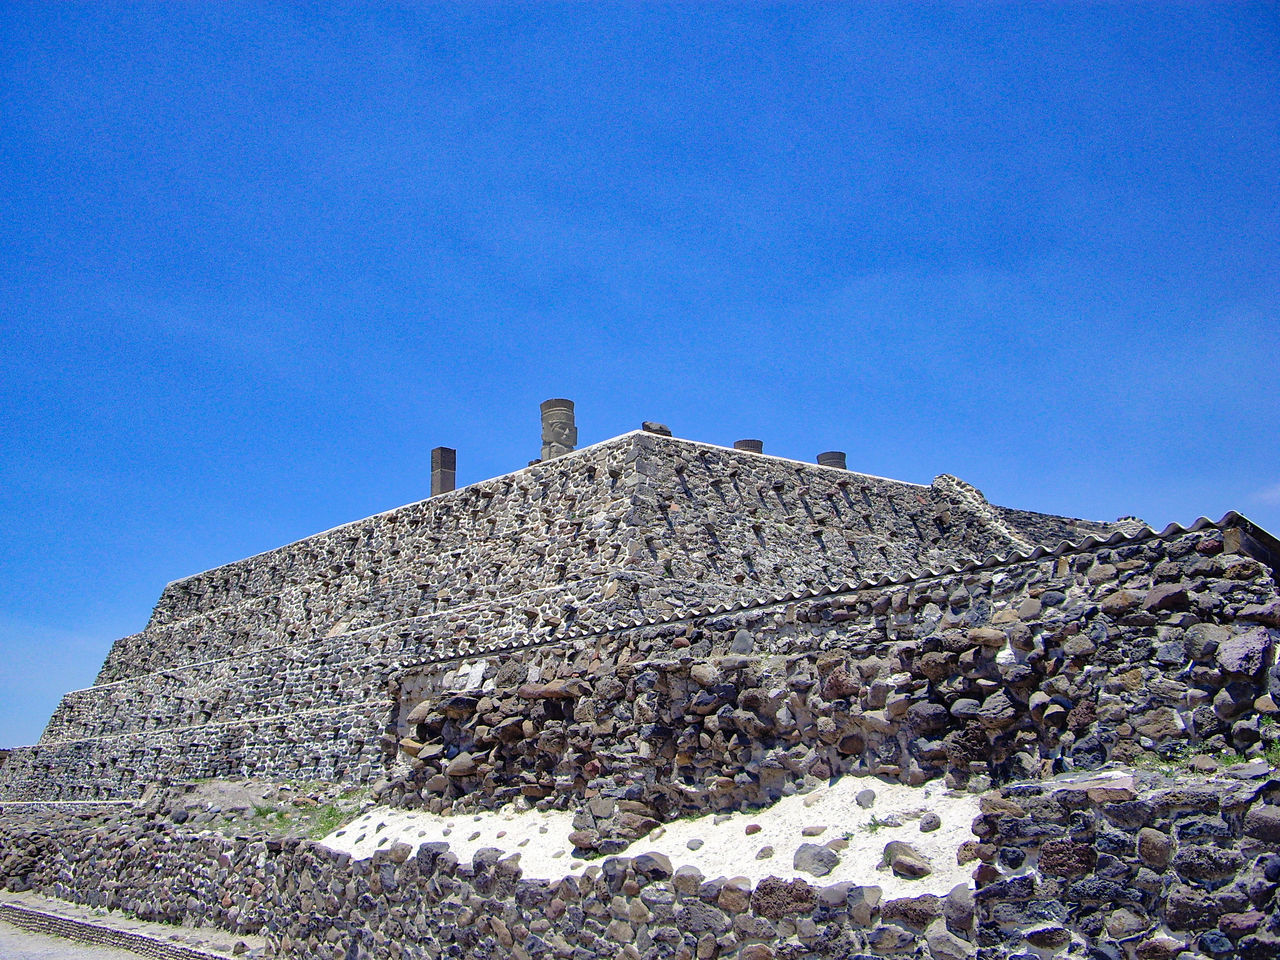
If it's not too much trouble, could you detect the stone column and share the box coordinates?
[431,447,456,497]
[817,451,847,469]
[540,399,577,460]
[734,439,764,454]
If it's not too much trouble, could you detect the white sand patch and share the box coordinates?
[323,804,582,880]
[320,775,980,899]
[636,777,980,899]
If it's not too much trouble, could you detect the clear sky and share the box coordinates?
[1,4,1277,747]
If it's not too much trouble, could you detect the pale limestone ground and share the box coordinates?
[323,774,982,900]
[0,921,144,960]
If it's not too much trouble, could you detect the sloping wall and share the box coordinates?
[2,518,1278,960]
[1,433,1130,803]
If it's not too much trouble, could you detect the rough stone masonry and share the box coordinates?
[2,410,1279,960]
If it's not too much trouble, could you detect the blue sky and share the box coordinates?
[1,4,1276,747]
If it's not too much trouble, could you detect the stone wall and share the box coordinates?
[2,433,1125,805]
[973,770,1280,960]
[0,703,388,802]
[2,499,1279,958]
[0,899,238,960]
[609,437,1105,609]
[5,513,1275,807]
[378,523,1280,840]
[994,504,1136,550]
[93,433,1114,686]
[96,438,641,683]
[2,768,1278,960]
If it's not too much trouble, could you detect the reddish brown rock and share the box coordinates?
[880,894,942,928]
[750,876,816,920]
[822,666,859,700]
[1136,827,1172,869]
[1038,838,1096,877]
[1220,911,1265,939]
[1143,584,1190,612]
[1100,590,1141,615]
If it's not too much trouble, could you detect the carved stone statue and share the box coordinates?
[540,398,577,460]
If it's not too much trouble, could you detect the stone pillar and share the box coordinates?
[817,451,847,469]
[431,447,456,497]
[540,399,577,460]
[734,439,764,454]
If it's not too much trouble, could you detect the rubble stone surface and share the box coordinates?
[1,428,1278,959]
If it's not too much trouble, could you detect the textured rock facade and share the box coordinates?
[0,432,1119,803]
[1,767,1278,960]
[375,525,1280,833]
[3,427,1280,960]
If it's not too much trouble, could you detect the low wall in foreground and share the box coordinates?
[1,768,1278,960]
